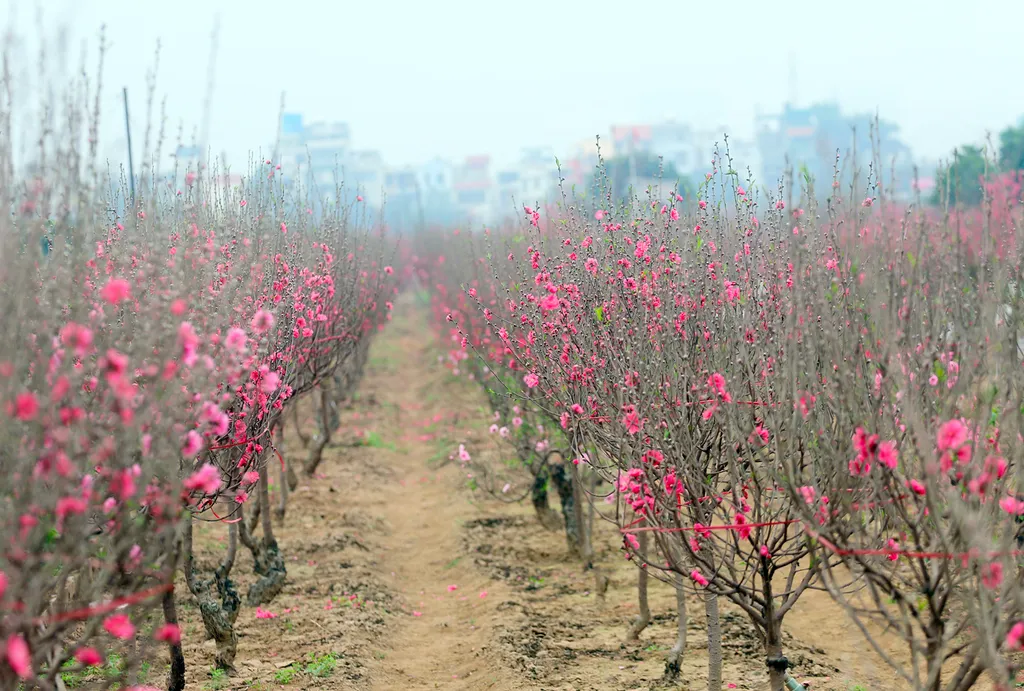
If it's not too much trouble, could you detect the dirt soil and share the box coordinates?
[176,296,934,691]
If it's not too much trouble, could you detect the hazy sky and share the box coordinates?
[6,0,1024,172]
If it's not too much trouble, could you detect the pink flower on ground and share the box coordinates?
[103,614,135,639]
[184,463,221,494]
[446,585,458,592]
[100,278,131,305]
[255,607,277,619]
[5,634,30,679]
[479,591,488,598]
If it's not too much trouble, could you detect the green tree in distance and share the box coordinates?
[932,118,1024,207]
[998,122,1024,174]
[932,145,987,207]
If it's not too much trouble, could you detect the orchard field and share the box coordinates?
[4,31,1024,691]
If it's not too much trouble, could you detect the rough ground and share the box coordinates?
[171,296,938,690]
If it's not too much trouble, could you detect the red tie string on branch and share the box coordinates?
[621,519,799,534]
[688,398,779,407]
[209,504,243,524]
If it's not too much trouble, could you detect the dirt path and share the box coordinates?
[359,300,521,690]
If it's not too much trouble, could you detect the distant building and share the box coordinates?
[610,125,653,156]
[418,157,454,199]
[414,158,460,226]
[562,137,605,189]
[605,122,756,194]
[492,148,559,221]
[277,113,352,191]
[755,102,913,197]
[650,121,700,177]
[380,166,420,227]
[453,155,495,225]
[346,150,386,207]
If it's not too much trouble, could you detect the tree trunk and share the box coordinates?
[662,573,688,682]
[627,523,651,641]
[530,467,560,530]
[765,628,788,691]
[548,462,581,558]
[706,592,723,691]
[245,461,287,605]
[183,520,240,674]
[586,470,609,598]
[286,459,299,492]
[292,402,310,449]
[163,588,186,691]
[303,386,333,476]
[571,464,590,563]
[273,423,289,523]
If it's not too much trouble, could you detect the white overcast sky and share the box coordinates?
[5,0,1024,171]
